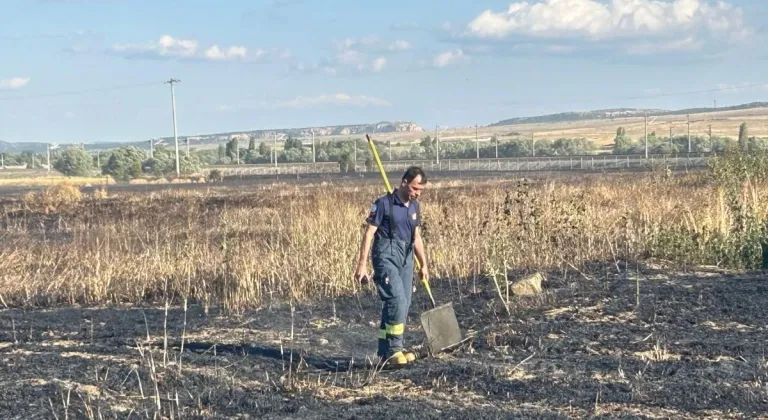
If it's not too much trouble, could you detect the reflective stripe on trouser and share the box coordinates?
[372,236,414,358]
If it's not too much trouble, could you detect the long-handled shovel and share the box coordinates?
[364,134,463,355]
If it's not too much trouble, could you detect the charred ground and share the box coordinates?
[1,262,767,419]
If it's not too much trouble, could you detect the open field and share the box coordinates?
[2,156,768,418]
[0,157,704,198]
[0,171,114,187]
[2,265,768,419]
[281,106,768,151]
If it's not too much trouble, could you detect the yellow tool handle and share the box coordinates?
[365,134,436,308]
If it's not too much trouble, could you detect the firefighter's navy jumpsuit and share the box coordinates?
[366,189,421,358]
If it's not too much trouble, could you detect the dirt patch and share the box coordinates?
[1,264,767,419]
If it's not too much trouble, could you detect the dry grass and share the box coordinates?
[0,174,114,187]
[3,167,768,418]
[1,169,765,312]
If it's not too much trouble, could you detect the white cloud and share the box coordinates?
[389,40,411,51]
[434,49,466,67]
[626,35,703,55]
[372,57,387,72]
[466,0,748,41]
[292,60,338,76]
[337,49,364,64]
[0,77,30,90]
[276,93,391,109]
[305,35,411,74]
[333,36,379,54]
[113,34,198,58]
[111,34,275,62]
[205,45,249,61]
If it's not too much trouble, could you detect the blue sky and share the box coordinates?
[1,0,767,144]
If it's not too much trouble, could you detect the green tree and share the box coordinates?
[143,146,174,176]
[612,127,635,154]
[178,153,201,174]
[226,137,239,161]
[53,147,93,176]
[338,152,355,172]
[284,136,303,150]
[102,146,144,181]
[258,141,270,156]
[420,135,435,158]
[248,136,256,151]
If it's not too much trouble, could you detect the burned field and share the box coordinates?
[1,164,768,418]
[1,264,767,419]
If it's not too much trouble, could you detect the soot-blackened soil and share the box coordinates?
[1,262,767,419]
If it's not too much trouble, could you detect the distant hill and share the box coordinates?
[184,121,423,147]
[0,121,424,154]
[489,101,768,127]
[0,140,148,154]
[0,141,48,154]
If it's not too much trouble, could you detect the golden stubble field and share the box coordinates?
[335,106,768,150]
[1,168,768,418]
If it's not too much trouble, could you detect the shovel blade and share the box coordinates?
[420,302,462,354]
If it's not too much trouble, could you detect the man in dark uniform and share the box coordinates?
[354,166,429,366]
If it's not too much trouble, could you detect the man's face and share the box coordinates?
[402,175,425,200]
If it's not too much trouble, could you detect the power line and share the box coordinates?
[0,81,166,101]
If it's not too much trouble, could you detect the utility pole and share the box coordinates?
[475,125,479,159]
[531,133,535,157]
[47,143,58,172]
[669,124,672,147]
[149,139,154,159]
[644,114,648,159]
[495,136,498,159]
[687,114,691,153]
[165,78,181,177]
[273,132,277,167]
[388,140,392,160]
[185,138,190,157]
[311,129,315,163]
[435,125,440,164]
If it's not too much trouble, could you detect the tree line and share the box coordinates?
[193,134,599,167]
[612,122,766,154]
[0,145,200,181]
[2,122,762,180]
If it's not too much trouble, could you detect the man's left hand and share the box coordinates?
[418,266,429,282]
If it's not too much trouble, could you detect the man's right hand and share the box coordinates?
[354,263,369,285]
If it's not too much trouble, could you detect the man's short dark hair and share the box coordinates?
[402,166,427,184]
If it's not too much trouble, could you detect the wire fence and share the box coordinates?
[204,153,714,176]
